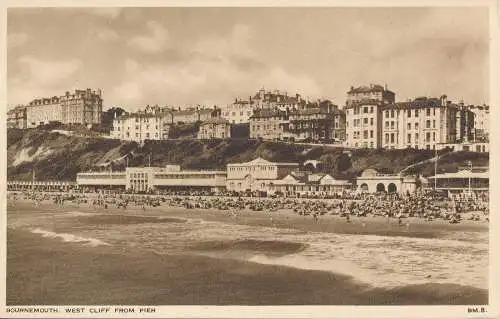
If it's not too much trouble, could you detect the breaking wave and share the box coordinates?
[30,228,109,247]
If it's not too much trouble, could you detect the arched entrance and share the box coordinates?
[376,183,386,193]
[360,183,369,192]
[388,183,397,193]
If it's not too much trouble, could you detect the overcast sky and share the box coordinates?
[7,7,489,111]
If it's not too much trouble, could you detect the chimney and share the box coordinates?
[440,95,447,106]
[384,84,388,90]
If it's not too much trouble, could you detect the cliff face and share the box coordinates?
[7,128,489,181]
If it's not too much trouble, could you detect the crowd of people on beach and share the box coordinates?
[7,185,489,225]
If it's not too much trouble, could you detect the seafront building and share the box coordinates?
[355,169,419,195]
[76,165,227,193]
[26,89,103,128]
[226,157,299,193]
[269,171,351,197]
[425,167,489,199]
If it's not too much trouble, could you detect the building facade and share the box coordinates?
[380,96,458,150]
[344,84,395,148]
[111,113,170,143]
[456,104,475,143]
[355,169,418,195]
[77,165,227,193]
[26,89,102,128]
[7,105,27,129]
[469,105,489,142]
[249,108,290,140]
[197,119,231,139]
[269,172,351,197]
[226,157,299,193]
[221,99,255,124]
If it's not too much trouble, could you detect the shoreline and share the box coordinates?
[8,199,488,240]
[7,227,488,305]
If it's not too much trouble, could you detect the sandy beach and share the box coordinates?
[6,199,488,305]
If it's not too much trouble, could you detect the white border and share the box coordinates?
[1,0,498,318]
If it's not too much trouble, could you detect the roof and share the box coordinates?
[428,170,489,179]
[200,118,230,125]
[227,157,299,166]
[250,108,287,118]
[382,97,445,110]
[348,84,394,94]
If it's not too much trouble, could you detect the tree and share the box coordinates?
[102,107,126,127]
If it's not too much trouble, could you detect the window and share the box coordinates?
[364,118,368,124]
[407,110,411,118]
[391,121,395,130]
[364,107,368,114]
[426,120,430,128]
[391,110,395,118]
[385,133,389,143]
[407,123,411,130]
[415,123,419,130]
[390,133,395,143]
[433,132,436,141]
[415,110,419,117]
[407,133,411,144]
[364,130,368,139]
[370,106,374,113]
[426,132,430,142]
[433,108,436,116]
[370,130,373,138]
[385,110,389,118]
[433,120,436,128]
[426,108,431,116]
[415,133,419,141]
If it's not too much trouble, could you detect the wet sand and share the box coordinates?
[7,229,487,305]
[6,200,489,305]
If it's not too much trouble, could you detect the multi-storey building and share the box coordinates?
[111,112,170,143]
[221,89,307,124]
[26,89,102,128]
[344,84,395,148]
[469,104,489,141]
[197,118,231,139]
[7,105,27,129]
[345,84,395,107]
[252,89,307,111]
[287,104,345,142]
[380,95,458,150]
[249,108,290,140]
[169,107,220,124]
[456,103,475,143]
[221,99,256,124]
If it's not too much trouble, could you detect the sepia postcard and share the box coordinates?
[1,0,499,318]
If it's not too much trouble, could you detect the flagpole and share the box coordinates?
[434,148,437,190]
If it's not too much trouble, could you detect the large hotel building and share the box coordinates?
[26,89,103,128]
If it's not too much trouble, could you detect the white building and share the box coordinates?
[468,104,489,141]
[380,96,458,150]
[355,168,418,195]
[77,165,227,193]
[26,89,103,128]
[111,113,171,143]
[269,172,351,197]
[226,157,299,193]
[344,84,395,148]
